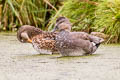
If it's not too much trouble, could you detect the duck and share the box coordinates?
[17,25,58,54]
[52,17,104,56]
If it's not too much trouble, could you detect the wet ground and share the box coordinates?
[0,32,120,80]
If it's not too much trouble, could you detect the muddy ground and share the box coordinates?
[0,33,120,80]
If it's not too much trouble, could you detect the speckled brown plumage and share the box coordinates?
[17,25,58,54]
[32,32,58,54]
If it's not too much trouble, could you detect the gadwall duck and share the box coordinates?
[52,17,104,56]
[17,25,58,54]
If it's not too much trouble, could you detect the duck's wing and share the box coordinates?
[32,35,56,50]
[56,33,92,53]
[72,39,93,53]
[57,38,93,55]
[89,35,104,44]
[70,32,104,44]
[70,32,91,40]
[42,32,57,40]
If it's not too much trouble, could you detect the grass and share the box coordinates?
[93,0,120,43]
[60,0,98,32]
[0,0,58,31]
[0,0,120,43]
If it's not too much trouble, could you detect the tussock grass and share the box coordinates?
[0,0,120,43]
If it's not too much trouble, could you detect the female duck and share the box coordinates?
[52,17,104,56]
[17,25,58,54]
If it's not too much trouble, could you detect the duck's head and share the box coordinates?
[52,17,72,32]
[17,25,42,43]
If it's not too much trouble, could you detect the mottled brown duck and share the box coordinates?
[17,25,58,54]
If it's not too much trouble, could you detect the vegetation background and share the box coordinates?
[0,0,120,43]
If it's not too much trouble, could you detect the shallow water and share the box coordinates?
[0,32,120,80]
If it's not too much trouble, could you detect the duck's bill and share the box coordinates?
[27,39,32,43]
